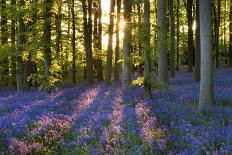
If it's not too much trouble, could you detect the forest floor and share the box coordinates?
[0,69,232,154]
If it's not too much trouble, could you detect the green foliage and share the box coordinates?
[151,82,170,90]
[218,98,232,106]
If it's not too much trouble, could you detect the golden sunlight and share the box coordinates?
[101,0,125,48]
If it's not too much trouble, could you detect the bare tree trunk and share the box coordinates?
[17,0,26,92]
[114,0,121,81]
[229,0,232,66]
[1,0,9,85]
[97,0,103,81]
[43,0,52,84]
[71,0,76,83]
[144,0,152,99]
[199,0,214,107]
[187,0,194,72]
[169,0,175,77]
[176,0,180,71]
[194,0,200,81]
[157,0,169,83]
[82,0,93,84]
[105,0,115,84]
[10,0,16,85]
[122,0,132,90]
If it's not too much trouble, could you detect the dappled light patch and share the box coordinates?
[0,70,232,154]
[135,102,167,150]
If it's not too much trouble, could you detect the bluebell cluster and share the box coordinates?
[0,69,231,154]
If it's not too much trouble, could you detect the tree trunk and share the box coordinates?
[43,0,52,83]
[55,2,62,62]
[114,0,121,81]
[187,0,194,72]
[169,0,175,77]
[97,0,103,81]
[143,0,152,99]
[194,0,200,81]
[199,0,214,107]
[157,0,169,83]
[176,0,180,71]
[10,0,16,85]
[105,0,115,84]
[71,0,76,83]
[229,0,232,66]
[82,0,93,84]
[17,0,26,92]
[122,0,132,90]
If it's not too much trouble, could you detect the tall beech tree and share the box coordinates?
[229,0,232,66]
[199,0,214,107]
[122,0,132,90]
[43,0,52,85]
[143,0,152,99]
[187,0,194,72]
[17,0,26,92]
[71,0,76,83]
[194,0,200,81]
[105,0,115,84]
[157,0,168,84]
[169,0,175,77]
[114,0,121,81]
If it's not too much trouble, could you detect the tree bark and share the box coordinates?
[229,0,232,66]
[122,0,132,90]
[157,0,169,84]
[143,0,152,99]
[194,0,200,81]
[114,0,121,81]
[71,0,76,83]
[199,0,214,107]
[187,0,194,72]
[17,0,26,92]
[105,0,115,84]
[176,0,180,71]
[169,0,175,77]
[43,0,52,83]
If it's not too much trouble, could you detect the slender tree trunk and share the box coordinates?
[97,0,103,81]
[43,0,52,84]
[176,0,180,71]
[187,0,194,72]
[194,0,200,81]
[10,0,16,85]
[71,0,76,83]
[169,0,175,77]
[17,0,26,92]
[82,0,93,84]
[213,0,220,68]
[105,0,115,84]
[1,0,9,85]
[114,0,121,81]
[144,0,152,99]
[229,0,232,66]
[224,0,227,64]
[157,0,169,83]
[55,2,62,62]
[122,0,132,90]
[199,0,214,107]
